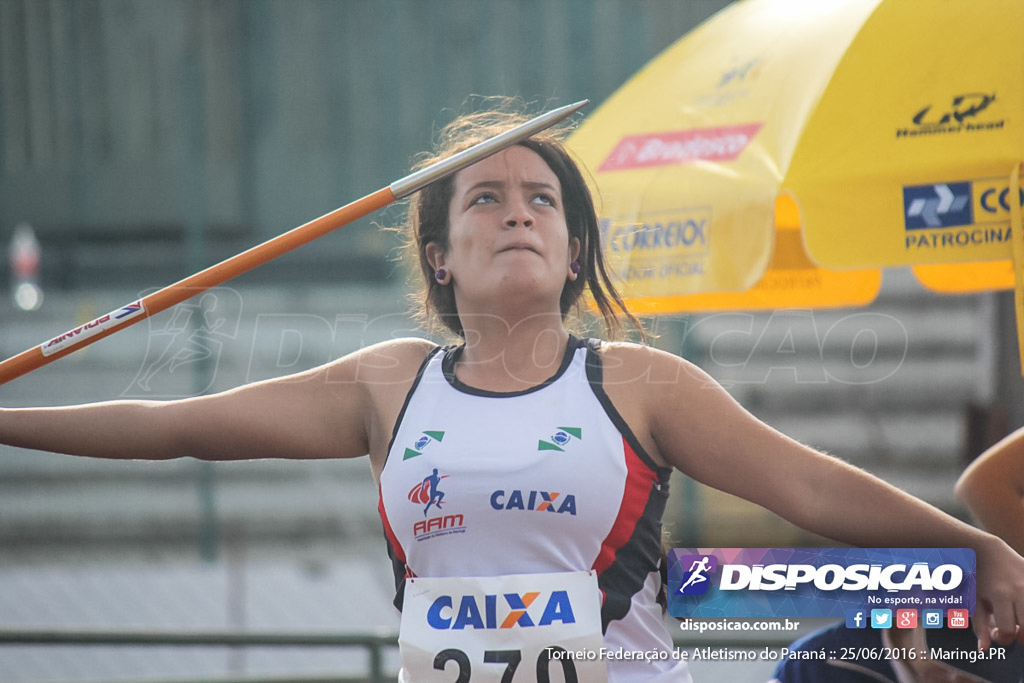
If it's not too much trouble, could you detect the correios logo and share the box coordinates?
[427,590,576,630]
[602,213,710,255]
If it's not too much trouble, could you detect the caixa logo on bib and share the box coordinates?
[427,590,576,630]
[667,548,976,619]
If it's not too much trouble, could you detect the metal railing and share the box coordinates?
[0,626,810,682]
[0,628,401,683]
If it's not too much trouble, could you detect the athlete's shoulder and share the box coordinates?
[365,336,441,362]
[587,338,681,367]
[589,339,712,391]
[324,336,441,386]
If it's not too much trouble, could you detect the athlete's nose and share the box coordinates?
[505,216,533,228]
[504,197,534,228]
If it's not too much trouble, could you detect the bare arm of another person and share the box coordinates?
[956,426,1024,556]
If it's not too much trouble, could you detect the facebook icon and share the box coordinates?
[846,609,867,629]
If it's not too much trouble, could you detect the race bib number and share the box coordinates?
[398,571,608,682]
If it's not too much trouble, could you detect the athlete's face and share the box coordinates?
[428,146,580,311]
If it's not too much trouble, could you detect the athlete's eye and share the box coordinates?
[471,192,498,205]
[532,193,557,207]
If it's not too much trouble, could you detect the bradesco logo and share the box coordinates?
[427,589,576,630]
[599,123,763,171]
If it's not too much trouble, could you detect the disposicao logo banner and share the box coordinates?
[667,548,975,619]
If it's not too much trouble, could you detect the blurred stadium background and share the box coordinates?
[0,1,1022,680]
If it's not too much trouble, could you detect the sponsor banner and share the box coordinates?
[399,571,607,682]
[974,178,1024,223]
[667,548,975,619]
[896,92,1004,139]
[600,208,712,288]
[599,123,762,172]
[903,182,973,230]
[903,178,1024,254]
[40,301,146,357]
[408,469,468,542]
[903,178,1024,231]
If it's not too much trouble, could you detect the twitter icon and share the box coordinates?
[870,609,893,629]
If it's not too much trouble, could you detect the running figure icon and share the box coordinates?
[422,468,446,516]
[679,556,713,593]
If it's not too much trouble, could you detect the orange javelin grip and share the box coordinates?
[0,100,588,386]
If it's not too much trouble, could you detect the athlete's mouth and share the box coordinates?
[497,242,540,254]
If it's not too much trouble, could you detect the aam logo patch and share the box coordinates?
[408,469,449,517]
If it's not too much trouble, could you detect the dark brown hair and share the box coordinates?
[404,103,642,340]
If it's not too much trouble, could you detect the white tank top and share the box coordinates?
[378,336,691,681]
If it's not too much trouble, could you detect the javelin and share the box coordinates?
[0,100,589,386]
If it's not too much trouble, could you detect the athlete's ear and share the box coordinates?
[425,242,445,270]
[425,242,452,285]
[567,237,582,280]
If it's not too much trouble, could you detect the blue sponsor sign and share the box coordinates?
[667,548,975,619]
[903,182,972,229]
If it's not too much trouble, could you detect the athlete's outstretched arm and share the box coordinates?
[0,339,428,463]
[0,364,359,461]
[956,427,1024,556]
